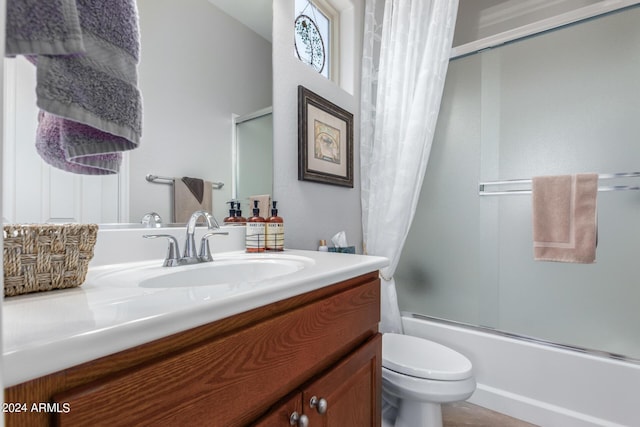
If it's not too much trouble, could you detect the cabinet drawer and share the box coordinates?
[53,278,380,426]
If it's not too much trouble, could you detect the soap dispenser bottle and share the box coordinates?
[223,201,237,225]
[246,200,266,253]
[266,201,284,251]
[234,201,247,225]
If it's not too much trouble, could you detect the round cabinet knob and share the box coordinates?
[289,411,309,427]
[309,396,328,414]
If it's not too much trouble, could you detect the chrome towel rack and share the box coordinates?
[145,174,224,189]
[479,172,640,196]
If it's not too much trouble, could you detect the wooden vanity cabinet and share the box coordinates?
[5,271,381,427]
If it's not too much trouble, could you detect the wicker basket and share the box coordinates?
[3,224,99,297]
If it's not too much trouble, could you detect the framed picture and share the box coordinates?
[298,86,354,188]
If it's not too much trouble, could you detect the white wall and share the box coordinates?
[272,0,364,251]
[131,0,272,223]
[452,0,601,47]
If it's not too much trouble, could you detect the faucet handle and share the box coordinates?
[199,231,229,262]
[141,212,163,228]
[143,234,181,267]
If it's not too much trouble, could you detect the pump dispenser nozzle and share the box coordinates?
[266,200,284,252]
[234,201,246,224]
[246,199,266,253]
[223,200,237,224]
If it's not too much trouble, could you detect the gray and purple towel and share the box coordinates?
[6,0,142,175]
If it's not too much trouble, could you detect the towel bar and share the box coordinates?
[479,172,640,196]
[145,174,224,189]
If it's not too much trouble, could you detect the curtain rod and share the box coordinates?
[479,172,640,196]
[145,174,224,189]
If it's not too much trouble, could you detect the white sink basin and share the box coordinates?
[140,258,308,288]
[90,252,316,290]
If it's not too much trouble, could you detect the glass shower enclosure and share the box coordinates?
[395,6,640,361]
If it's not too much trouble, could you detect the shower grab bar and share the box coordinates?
[479,172,640,196]
[145,174,224,189]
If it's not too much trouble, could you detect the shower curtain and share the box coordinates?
[360,0,458,333]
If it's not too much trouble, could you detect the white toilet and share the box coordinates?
[382,333,476,427]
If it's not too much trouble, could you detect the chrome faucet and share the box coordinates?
[183,210,222,262]
[143,210,228,267]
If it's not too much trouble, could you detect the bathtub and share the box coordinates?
[402,314,640,427]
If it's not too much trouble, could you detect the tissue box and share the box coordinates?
[328,246,356,254]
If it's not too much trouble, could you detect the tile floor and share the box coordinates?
[442,402,538,427]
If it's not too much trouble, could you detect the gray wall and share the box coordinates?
[396,7,640,359]
[272,0,364,251]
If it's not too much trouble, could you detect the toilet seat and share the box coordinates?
[382,333,472,381]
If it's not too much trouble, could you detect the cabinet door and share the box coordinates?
[303,334,382,427]
[252,393,303,427]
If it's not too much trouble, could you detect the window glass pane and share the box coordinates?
[294,0,330,78]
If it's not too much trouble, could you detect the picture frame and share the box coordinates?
[298,85,354,188]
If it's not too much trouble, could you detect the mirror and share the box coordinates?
[233,107,273,205]
[2,0,273,225]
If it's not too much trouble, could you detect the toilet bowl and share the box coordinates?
[382,333,476,427]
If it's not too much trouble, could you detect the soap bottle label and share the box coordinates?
[246,222,266,252]
[266,223,284,251]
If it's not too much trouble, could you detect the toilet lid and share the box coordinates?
[382,333,472,381]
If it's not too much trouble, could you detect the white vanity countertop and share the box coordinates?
[3,249,388,387]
